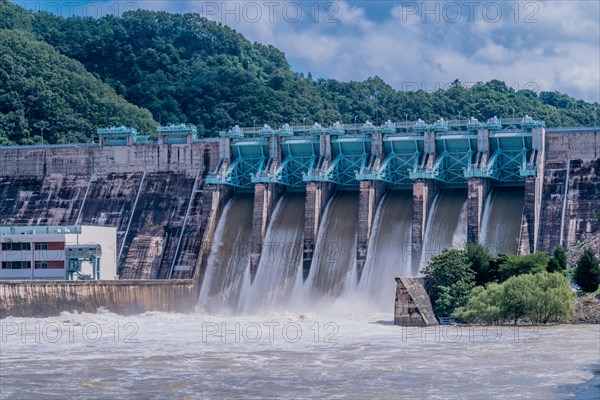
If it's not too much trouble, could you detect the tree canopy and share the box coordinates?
[454,272,575,325]
[1,0,598,144]
[574,248,600,292]
[0,28,156,145]
[422,249,475,317]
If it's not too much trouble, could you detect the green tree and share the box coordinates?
[498,252,550,281]
[0,29,156,144]
[454,272,574,324]
[526,272,575,324]
[574,248,600,292]
[466,242,494,285]
[547,258,561,273]
[423,249,475,317]
[554,246,568,271]
[453,283,504,324]
[501,274,534,324]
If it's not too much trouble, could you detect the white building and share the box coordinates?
[0,225,117,280]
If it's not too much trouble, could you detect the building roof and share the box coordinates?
[0,226,82,236]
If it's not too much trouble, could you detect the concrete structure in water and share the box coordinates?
[394,277,438,327]
[0,118,598,317]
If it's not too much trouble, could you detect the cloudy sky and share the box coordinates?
[17,1,600,102]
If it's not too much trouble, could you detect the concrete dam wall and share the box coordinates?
[0,142,219,280]
[0,280,197,318]
[0,125,598,317]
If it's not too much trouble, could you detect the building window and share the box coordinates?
[1,242,32,251]
[35,261,48,269]
[1,261,31,269]
[35,243,48,250]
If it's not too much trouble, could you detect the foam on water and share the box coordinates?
[1,311,597,399]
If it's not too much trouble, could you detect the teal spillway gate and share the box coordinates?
[411,132,478,188]
[304,136,371,189]
[206,116,544,191]
[254,138,320,191]
[206,139,269,192]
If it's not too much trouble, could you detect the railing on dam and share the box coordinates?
[206,116,546,190]
[1,116,561,190]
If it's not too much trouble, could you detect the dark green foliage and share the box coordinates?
[423,249,475,317]
[1,0,599,144]
[547,245,568,273]
[546,258,561,273]
[498,252,550,281]
[466,242,495,285]
[0,29,157,145]
[454,272,575,324]
[553,246,568,271]
[574,248,600,292]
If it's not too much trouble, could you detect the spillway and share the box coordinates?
[421,190,468,268]
[240,193,305,313]
[359,191,413,311]
[197,195,254,313]
[480,188,525,255]
[307,192,359,298]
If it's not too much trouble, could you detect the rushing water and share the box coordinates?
[198,195,254,314]
[3,186,598,399]
[240,194,305,313]
[421,190,468,267]
[306,192,359,298]
[1,311,598,399]
[480,188,525,255]
[359,192,413,311]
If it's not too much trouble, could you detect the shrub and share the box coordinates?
[453,272,575,324]
[498,252,550,281]
[466,243,494,285]
[526,272,575,324]
[574,248,600,292]
[554,246,568,271]
[423,249,475,317]
[453,283,504,324]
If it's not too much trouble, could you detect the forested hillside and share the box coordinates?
[0,29,156,145]
[0,0,598,144]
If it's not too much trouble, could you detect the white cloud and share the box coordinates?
[129,0,599,102]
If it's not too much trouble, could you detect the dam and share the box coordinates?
[0,118,598,316]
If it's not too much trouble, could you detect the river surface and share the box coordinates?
[1,311,598,399]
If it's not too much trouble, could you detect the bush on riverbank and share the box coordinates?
[574,248,600,292]
[422,249,475,317]
[453,272,575,324]
[423,244,581,322]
